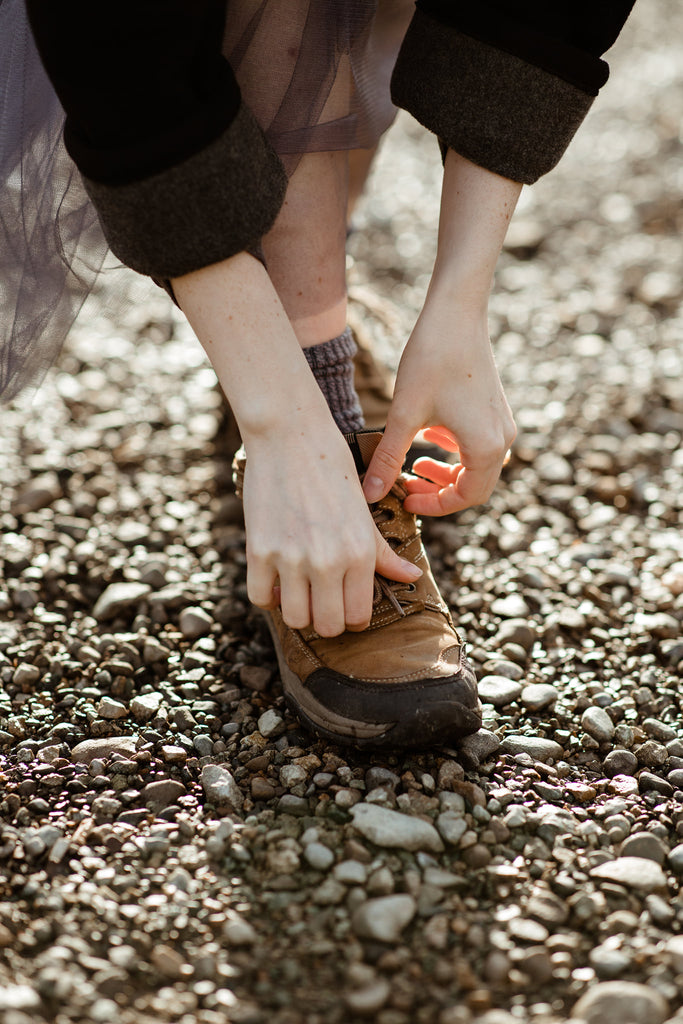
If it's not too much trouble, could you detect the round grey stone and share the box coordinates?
[352,894,416,943]
[572,981,668,1024]
[92,582,151,621]
[499,734,564,763]
[590,856,666,892]
[201,765,243,813]
[350,803,443,853]
[667,843,683,873]
[603,749,638,777]
[97,696,128,720]
[478,675,523,707]
[178,606,213,640]
[303,842,335,872]
[520,683,558,711]
[620,831,667,865]
[490,594,531,618]
[436,811,467,846]
[581,706,615,743]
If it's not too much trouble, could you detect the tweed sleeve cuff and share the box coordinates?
[391,8,596,185]
[81,102,288,280]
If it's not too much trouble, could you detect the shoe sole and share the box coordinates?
[262,612,483,751]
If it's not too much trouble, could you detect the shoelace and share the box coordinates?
[370,489,419,618]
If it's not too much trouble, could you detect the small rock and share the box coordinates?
[333,860,368,885]
[352,895,416,943]
[345,978,390,1017]
[201,765,243,813]
[581,706,615,743]
[478,675,523,706]
[11,473,61,514]
[178,606,213,640]
[635,740,668,767]
[71,737,138,764]
[499,735,564,763]
[304,842,335,872]
[141,780,186,812]
[667,844,683,873]
[590,856,666,892]
[239,665,271,691]
[0,984,41,1011]
[457,729,501,764]
[603,749,638,777]
[97,696,128,720]
[13,663,41,687]
[350,804,444,853]
[130,693,163,722]
[490,594,531,618]
[93,582,151,622]
[436,811,467,846]
[223,915,257,947]
[572,980,668,1024]
[520,683,558,711]
[151,945,187,979]
[620,831,667,864]
[257,709,284,738]
[251,778,276,800]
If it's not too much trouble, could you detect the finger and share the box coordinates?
[247,562,279,609]
[411,456,463,487]
[343,565,374,632]
[363,412,417,503]
[309,573,347,637]
[374,532,423,584]
[278,575,312,630]
[404,464,500,516]
[403,464,465,495]
[421,425,460,452]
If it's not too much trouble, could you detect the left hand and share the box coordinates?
[362,300,516,516]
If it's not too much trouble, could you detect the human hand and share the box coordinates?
[362,302,515,515]
[242,419,422,637]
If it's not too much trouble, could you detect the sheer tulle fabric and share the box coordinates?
[0,0,411,402]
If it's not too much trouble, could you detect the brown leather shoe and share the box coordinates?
[232,430,481,749]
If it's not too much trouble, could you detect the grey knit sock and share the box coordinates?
[303,326,365,434]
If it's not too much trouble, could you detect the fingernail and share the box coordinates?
[405,562,423,578]
[364,475,384,502]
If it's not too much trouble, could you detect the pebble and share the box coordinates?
[345,978,391,1016]
[201,765,244,813]
[97,696,128,720]
[141,780,186,811]
[572,981,668,1024]
[581,706,616,743]
[130,692,163,721]
[436,811,467,846]
[350,804,444,853]
[257,709,284,738]
[352,894,417,943]
[222,915,257,947]
[457,728,501,764]
[620,831,667,864]
[92,582,151,621]
[71,737,138,763]
[603,749,638,776]
[499,735,564,763]
[177,606,213,639]
[477,676,523,706]
[667,844,683,873]
[519,683,558,711]
[590,856,667,892]
[303,842,335,872]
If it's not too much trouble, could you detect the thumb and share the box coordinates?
[363,415,415,503]
[374,531,423,584]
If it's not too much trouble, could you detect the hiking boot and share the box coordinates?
[232,429,481,749]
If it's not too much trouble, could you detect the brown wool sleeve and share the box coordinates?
[391,8,597,185]
[82,103,287,281]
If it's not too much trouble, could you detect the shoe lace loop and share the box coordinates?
[371,493,418,617]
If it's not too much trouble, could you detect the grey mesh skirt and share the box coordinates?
[0,0,413,401]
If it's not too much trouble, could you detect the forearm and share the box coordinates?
[429,150,522,312]
[171,253,331,440]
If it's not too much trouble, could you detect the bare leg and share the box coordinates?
[262,150,348,348]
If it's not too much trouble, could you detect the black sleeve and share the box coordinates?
[26,0,287,279]
[391,0,636,184]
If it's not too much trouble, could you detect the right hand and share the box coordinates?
[242,421,422,637]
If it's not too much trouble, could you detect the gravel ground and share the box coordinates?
[2,4,683,1023]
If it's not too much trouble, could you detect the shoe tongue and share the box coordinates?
[344,429,384,474]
